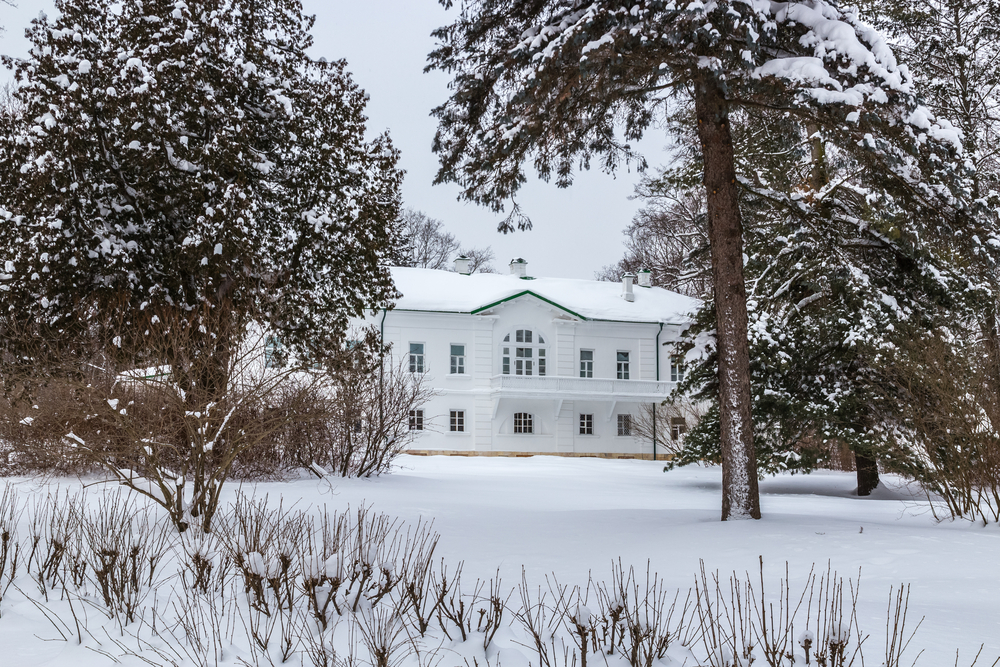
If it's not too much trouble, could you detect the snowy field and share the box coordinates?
[1,455,998,666]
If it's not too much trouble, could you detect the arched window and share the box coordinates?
[501,329,547,376]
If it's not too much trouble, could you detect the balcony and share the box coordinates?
[489,374,674,402]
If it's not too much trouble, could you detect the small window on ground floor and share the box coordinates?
[617,413,632,437]
[514,412,533,434]
[450,410,465,432]
[579,413,594,435]
[409,409,423,431]
[671,417,687,441]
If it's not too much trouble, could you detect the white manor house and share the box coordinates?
[360,258,700,458]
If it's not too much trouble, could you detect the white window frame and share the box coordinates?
[513,412,534,434]
[579,413,594,435]
[670,354,686,383]
[617,351,630,380]
[408,409,424,431]
[617,413,632,437]
[502,330,547,376]
[579,350,594,378]
[450,410,465,432]
[450,344,466,375]
[670,417,687,441]
[409,342,425,374]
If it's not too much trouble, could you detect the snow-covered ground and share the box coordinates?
[1,455,998,666]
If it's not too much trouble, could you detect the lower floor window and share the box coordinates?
[617,414,632,437]
[671,417,687,441]
[514,412,533,434]
[450,410,465,432]
[409,409,423,431]
[579,413,594,435]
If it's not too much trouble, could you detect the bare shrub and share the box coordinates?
[80,490,174,626]
[290,340,434,479]
[2,312,350,533]
[24,489,86,600]
[871,333,1000,524]
[216,494,307,615]
[632,401,709,460]
[0,484,21,614]
[597,560,696,666]
[693,559,870,667]
[178,529,232,597]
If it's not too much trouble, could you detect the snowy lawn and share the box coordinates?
[1,454,998,666]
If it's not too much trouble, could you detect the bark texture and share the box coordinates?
[694,78,761,520]
[855,450,880,496]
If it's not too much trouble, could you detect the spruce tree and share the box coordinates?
[427,0,963,519]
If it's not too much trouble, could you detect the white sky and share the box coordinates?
[0,1,670,279]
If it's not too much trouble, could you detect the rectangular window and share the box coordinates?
[409,343,425,373]
[617,414,632,437]
[671,417,687,441]
[450,344,465,374]
[617,351,630,380]
[450,410,465,432]
[579,350,593,378]
[670,355,686,383]
[408,409,423,431]
[513,412,533,434]
[579,414,594,435]
[264,335,284,369]
[516,329,532,343]
[515,347,533,376]
[538,348,546,376]
[502,347,510,374]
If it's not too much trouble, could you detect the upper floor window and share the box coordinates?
[409,409,424,431]
[580,350,593,378]
[617,351,630,380]
[514,412,534,434]
[409,343,424,373]
[670,354,686,383]
[502,330,546,376]
[451,344,466,374]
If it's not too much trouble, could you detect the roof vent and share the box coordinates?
[509,257,528,278]
[621,272,636,302]
[637,268,652,287]
[454,255,471,275]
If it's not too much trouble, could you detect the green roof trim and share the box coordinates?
[471,290,587,320]
[394,293,691,326]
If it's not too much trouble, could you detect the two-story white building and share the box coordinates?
[364,258,700,458]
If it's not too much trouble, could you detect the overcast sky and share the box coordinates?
[0,1,670,279]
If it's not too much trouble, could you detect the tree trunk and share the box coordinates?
[693,77,761,521]
[855,450,880,496]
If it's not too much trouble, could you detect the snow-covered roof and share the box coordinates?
[389,267,700,323]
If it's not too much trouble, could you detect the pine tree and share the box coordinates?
[427,0,963,519]
[0,0,402,384]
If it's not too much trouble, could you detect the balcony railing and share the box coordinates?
[490,374,674,400]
